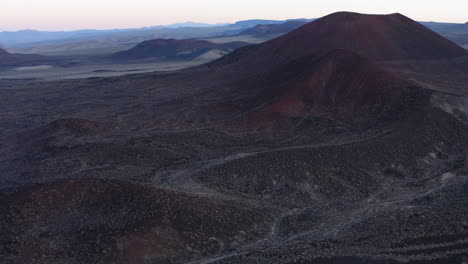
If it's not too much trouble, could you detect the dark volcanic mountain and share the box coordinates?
[238,21,307,36]
[213,12,468,73]
[201,12,466,130]
[112,38,248,61]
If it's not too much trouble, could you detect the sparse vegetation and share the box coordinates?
[1,11,467,264]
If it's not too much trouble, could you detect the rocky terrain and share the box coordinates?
[0,179,274,264]
[0,12,467,264]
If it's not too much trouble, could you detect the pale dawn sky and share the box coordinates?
[1,0,467,31]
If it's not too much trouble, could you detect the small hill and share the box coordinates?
[112,38,248,61]
[0,47,58,67]
[0,179,272,264]
[239,21,307,36]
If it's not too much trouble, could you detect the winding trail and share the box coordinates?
[163,127,393,189]
[188,170,467,264]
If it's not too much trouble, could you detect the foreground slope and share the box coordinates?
[0,179,273,264]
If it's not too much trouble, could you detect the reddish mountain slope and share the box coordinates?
[0,179,272,264]
[197,12,468,131]
[211,12,468,72]
[222,49,422,130]
[113,38,247,60]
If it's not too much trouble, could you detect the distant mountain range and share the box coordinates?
[0,22,228,45]
[1,17,467,57]
[0,47,56,66]
[0,19,310,47]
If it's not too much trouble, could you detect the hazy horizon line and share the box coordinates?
[1,12,467,32]
[1,18,311,32]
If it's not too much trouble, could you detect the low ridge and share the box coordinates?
[0,179,272,264]
[113,38,247,60]
[0,48,19,64]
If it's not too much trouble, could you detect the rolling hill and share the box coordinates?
[0,179,273,264]
[0,47,55,67]
[0,48,19,64]
[112,39,248,61]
